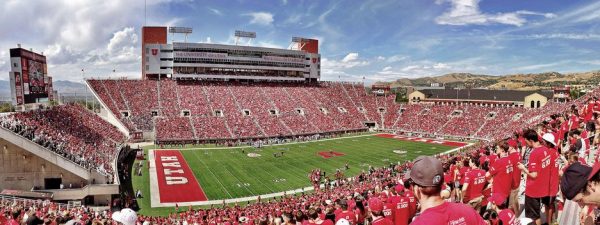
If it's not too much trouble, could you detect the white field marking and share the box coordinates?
[188,150,234,199]
[148,150,160,208]
[214,158,261,195]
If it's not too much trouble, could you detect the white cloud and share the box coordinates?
[107,27,138,55]
[520,33,600,40]
[257,41,284,49]
[245,12,274,26]
[342,53,359,62]
[376,56,386,61]
[0,0,176,81]
[386,55,408,63]
[514,62,565,71]
[323,53,370,70]
[321,53,371,81]
[435,0,555,27]
[208,7,223,16]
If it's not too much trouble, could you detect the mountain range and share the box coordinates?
[376,70,600,90]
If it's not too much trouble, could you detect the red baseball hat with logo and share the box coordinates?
[368,197,384,212]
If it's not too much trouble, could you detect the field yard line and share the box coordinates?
[213,159,262,196]
[171,133,380,151]
[189,151,234,199]
[255,162,299,191]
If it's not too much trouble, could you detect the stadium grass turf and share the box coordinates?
[132,134,456,216]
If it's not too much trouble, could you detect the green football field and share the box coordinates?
[132,133,460,216]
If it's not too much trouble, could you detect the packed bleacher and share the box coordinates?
[3,86,600,224]
[0,103,126,176]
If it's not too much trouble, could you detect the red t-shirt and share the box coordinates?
[489,154,498,166]
[382,202,394,220]
[548,147,560,196]
[392,196,410,225]
[409,202,486,225]
[525,146,552,198]
[354,208,366,225]
[489,156,513,197]
[372,217,393,225]
[458,167,470,184]
[463,168,486,202]
[449,165,457,182]
[309,220,334,225]
[335,210,356,224]
[498,209,520,225]
[570,115,580,130]
[509,151,522,190]
[404,191,417,218]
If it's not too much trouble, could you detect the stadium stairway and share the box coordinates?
[227,85,267,137]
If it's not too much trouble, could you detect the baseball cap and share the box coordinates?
[542,133,556,146]
[336,219,350,225]
[338,199,348,207]
[111,208,137,225]
[560,162,600,200]
[368,197,384,212]
[488,193,507,206]
[404,156,444,187]
[507,139,518,148]
[395,184,404,193]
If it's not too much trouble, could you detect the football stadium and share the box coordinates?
[1,1,599,225]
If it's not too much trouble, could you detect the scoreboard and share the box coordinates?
[8,48,52,106]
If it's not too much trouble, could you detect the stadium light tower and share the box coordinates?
[169,26,193,43]
[289,37,307,50]
[234,30,256,46]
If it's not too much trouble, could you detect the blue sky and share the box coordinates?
[0,0,599,83]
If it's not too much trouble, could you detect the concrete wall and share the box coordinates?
[84,80,130,137]
[524,93,548,108]
[0,138,84,191]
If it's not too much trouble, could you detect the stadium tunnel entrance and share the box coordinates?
[363,121,377,128]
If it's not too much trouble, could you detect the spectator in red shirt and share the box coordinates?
[517,129,553,225]
[507,139,522,216]
[486,141,513,201]
[335,200,356,225]
[488,193,520,225]
[541,133,560,225]
[308,208,334,225]
[390,184,410,225]
[462,156,487,211]
[405,156,485,225]
[368,198,393,225]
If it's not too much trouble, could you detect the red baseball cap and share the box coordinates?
[368,197,384,212]
[507,139,518,148]
[395,184,404,193]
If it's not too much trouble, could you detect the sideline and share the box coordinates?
[148,135,473,207]
[158,133,378,151]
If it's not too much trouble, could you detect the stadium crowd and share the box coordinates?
[4,82,600,224]
[0,104,126,176]
[3,91,600,224]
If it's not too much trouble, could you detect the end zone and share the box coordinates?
[149,150,207,207]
